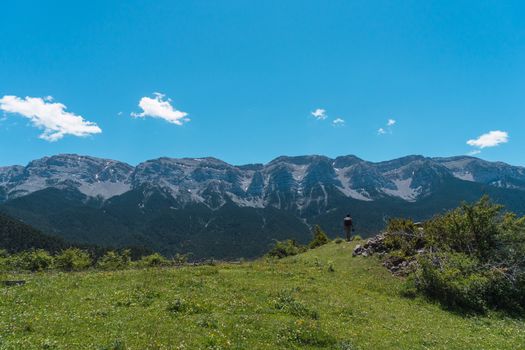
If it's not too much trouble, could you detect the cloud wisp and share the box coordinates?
[0,95,102,141]
[132,93,189,125]
[332,118,345,127]
[311,108,327,120]
[377,118,396,135]
[467,130,509,152]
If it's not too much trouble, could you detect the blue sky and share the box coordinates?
[1,1,524,166]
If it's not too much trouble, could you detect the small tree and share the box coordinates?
[54,248,92,271]
[267,240,304,259]
[97,250,131,270]
[309,225,330,249]
[137,253,171,267]
[8,250,54,272]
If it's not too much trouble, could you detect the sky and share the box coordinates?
[1,1,524,167]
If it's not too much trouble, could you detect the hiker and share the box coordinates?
[343,214,353,241]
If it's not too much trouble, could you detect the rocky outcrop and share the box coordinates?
[353,234,421,276]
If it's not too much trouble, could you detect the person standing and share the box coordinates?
[343,214,353,241]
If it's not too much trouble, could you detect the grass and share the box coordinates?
[0,242,524,349]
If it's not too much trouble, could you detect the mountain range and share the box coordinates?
[1,154,524,258]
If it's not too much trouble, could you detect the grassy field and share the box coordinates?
[1,241,523,350]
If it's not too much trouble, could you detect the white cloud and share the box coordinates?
[311,108,327,120]
[0,95,102,141]
[377,118,397,135]
[332,118,345,126]
[467,130,509,149]
[468,150,481,156]
[132,92,189,125]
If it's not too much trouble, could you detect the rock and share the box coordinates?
[352,244,364,256]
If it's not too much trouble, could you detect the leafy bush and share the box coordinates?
[414,252,490,313]
[54,248,92,271]
[384,218,423,256]
[97,250,131,270]
[8,249,54,272]
[172,253,190,265]
[137,253,171,267]
[394,196,525,314]
[309,225,330,249]
[267,240,304,259]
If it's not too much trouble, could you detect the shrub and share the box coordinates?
[393,196,525,314]
[309,225,330,249]
[267,240,304,259]
[137,253,171,267]
[172,253,190,265]
[54,248,92,271]
[413,252,490,313]
[8,249,54,272]
[384,218,423,256]
[97,250,131,270]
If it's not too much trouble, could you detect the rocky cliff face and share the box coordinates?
[1,154,524,210]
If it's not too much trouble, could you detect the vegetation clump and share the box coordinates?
[309,225,330,249]
[137,253,171,267]
[380,196,525,315]
[267,240,305,258]
[97,250,131,270]
[54,248,92,271]
[267,225,332,259]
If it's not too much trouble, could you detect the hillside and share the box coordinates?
[1,242,523,349]
[1,154,525,258]
[0,212,67,253]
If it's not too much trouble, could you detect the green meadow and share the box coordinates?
[1,241,523,350]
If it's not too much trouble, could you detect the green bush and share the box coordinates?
[54,248,92,271]
[384,218,423,257]
[267,240,304,259]
[413,252,490,313]
[97,250,131,270]
[137,253,171,267]
[8,249,54,272]
[309,225,330,249]
[394,196,525,314]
